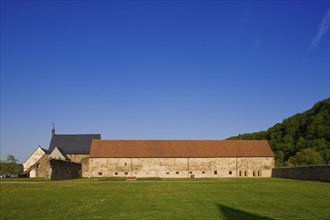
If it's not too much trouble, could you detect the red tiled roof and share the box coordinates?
[89,140,274,158]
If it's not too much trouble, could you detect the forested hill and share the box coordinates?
[227,98,330,167]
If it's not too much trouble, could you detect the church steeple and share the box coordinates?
[52,123,56,136]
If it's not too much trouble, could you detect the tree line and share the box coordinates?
[227,98,330,167]
[0,155,23,176]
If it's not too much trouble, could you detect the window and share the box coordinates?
[98,172,102,176]
[166,172,169,175]
[253,171,256,176]
[245,171,248,177]
[214,171,217,175]
[176,171,179,174]
[229,171,232,175]
[258,170,262,177]
[202,171,205,174]
[189,171,192,174]
[124,162,127,166]
[239,171,242,176]
[125,172,128,175]
[115,172,118,175]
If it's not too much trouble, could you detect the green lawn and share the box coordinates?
[0,178,329,220]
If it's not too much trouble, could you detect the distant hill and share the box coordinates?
[227,98,330,167]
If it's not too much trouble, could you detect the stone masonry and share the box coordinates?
[88,157,274,178]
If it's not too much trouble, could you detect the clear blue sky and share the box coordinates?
[1,0,329,163]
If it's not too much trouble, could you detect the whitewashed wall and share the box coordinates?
[23,147,46,171]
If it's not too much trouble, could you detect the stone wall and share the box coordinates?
[49,159,82,180]
[189,158,236,178]
[272,165,330,181]
[28,154,51,178]
[88,157,274,178]
[238,157,274,177]
[66,154,89,163]
[27,155,82,180]
[80,157,89,177]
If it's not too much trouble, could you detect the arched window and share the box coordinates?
[253,171,256,176]
[245,171,248,176]
[258,170,262,177]
[239,171,242,176]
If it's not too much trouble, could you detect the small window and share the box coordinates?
[166,172,169,175]
[125,172,128,175]
[189,171,192,174]
[115,172,118,175]
[229,171,232,175]
[214,171,217,175]
[124,162,127,166]
[98,172,103,176]
[245,171,248,176]
[176,171,179,174]
[253,171,256,177]
[239,171,242,176]
[258,170,262,177]
[202,171,205,174]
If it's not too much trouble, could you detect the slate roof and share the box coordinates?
[89,140,274,158]
[40,147,50,154]
[49,134,101,154]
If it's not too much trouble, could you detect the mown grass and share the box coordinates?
[0,178,329,220]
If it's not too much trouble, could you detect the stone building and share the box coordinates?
[23,127,274,179]
[23,126,101,179]
[23,146,48,174]
[89,140,274,178]
[48,127,101,163]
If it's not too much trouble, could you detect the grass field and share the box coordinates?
[0,178,329,220]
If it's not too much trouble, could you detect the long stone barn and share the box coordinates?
[88,140,275,178]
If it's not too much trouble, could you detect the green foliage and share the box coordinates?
[274,151,285,167]
[0,179,329,220]
[0,154,23,175]
[0,163,23,175]
[287,148,324,166]
[6,154,18,163]
[228,98,330,167]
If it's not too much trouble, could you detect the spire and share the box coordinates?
[52,123,55,136]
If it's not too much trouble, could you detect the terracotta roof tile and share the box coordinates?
[90,140,274,158]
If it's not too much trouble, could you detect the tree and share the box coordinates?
[227,98,330,166]
[0,154,22,176]
[275,151,285,167]
[6,154,18,163]
[287,148,324,166]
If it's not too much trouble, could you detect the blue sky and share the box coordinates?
[1,0,329,163]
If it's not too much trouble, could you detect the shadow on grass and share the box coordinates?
[218,204,274,220]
